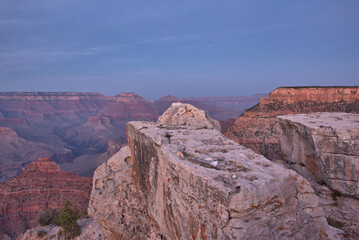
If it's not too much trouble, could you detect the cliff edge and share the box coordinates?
[89,103,332,239]
[225,86,359,160]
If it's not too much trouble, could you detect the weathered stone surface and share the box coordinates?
[277,112,359,198]
[0,157,92,239]
[19,218,105,240]
[88,103,333,239]
[225,87,359,160]
[125,121,332,239]
[157,102,221,131]
[88,146,162,240]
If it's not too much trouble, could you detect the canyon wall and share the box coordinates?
[0,92,246,181]
[277,112,359,198]
[225,87,359,160]
[0,157,92,238]
[89,103,332,240]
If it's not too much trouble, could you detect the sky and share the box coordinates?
[0,1,358,100]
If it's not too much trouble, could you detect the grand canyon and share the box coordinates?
[0,92,263,182]
[1,87,358,239]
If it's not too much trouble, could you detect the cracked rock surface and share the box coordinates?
[277,112,359,198]
[90,103,332,239]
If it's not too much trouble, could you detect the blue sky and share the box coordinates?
[0,1,358,99]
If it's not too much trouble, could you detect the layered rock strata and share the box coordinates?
[225,87,359,160]
[0,92,241,181]
[90,103,332,240]
[277,112,359,198]
[0,157,92,238]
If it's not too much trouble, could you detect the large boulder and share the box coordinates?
[157,102,221,131]
[277,112,359,198]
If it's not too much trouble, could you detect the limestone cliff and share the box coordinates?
[277,112,359,198]
[89,103,332,240]
[225,86,359,160]
[0,157,92,238]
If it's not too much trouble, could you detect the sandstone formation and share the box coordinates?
[157,102,221,131]
[90,103,332,240]
[225,87,359,160]
[277,112,359,198]
[20,218,105,240]
[88,146,162,239]
[0,157,92,238]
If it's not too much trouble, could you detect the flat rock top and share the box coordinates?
[278,112,359,131]
[130,121,286,193]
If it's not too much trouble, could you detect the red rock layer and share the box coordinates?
[0,157,92,238]
[0,127,17,136]
[225,86,359,160]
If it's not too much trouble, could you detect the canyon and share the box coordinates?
[225,87,359,161]
[0,92,260,182]
[89,103,333,239]
[0,157,92,239]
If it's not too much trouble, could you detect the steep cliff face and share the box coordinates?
[225,87,359,160]
[89,103,332,240]
[277,113,359,198]
[0,157,92,238]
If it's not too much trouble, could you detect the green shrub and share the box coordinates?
[326,216,344,228]
[38,208,56,226]
[37,230,47,238]
[54,201,81,239]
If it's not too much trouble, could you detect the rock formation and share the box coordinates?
[225,87,359,160]
[0,157,92,238]
[0,127,73,182]
[89,103,332,240]
[19,218,105,240]
[0,92,241,181]
[277,112,359,198]
[157,102,221,131]
[88,146,162,239]
[153,94,238,121]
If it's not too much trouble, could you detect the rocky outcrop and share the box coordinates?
[277,112,359,198]
[153,94,238,121]
[225,87,359,160]
[88,146,162,239]
[157,102,221,131]
[19,218,105,240]
[0,157,92,239]
[89,103,332,240]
